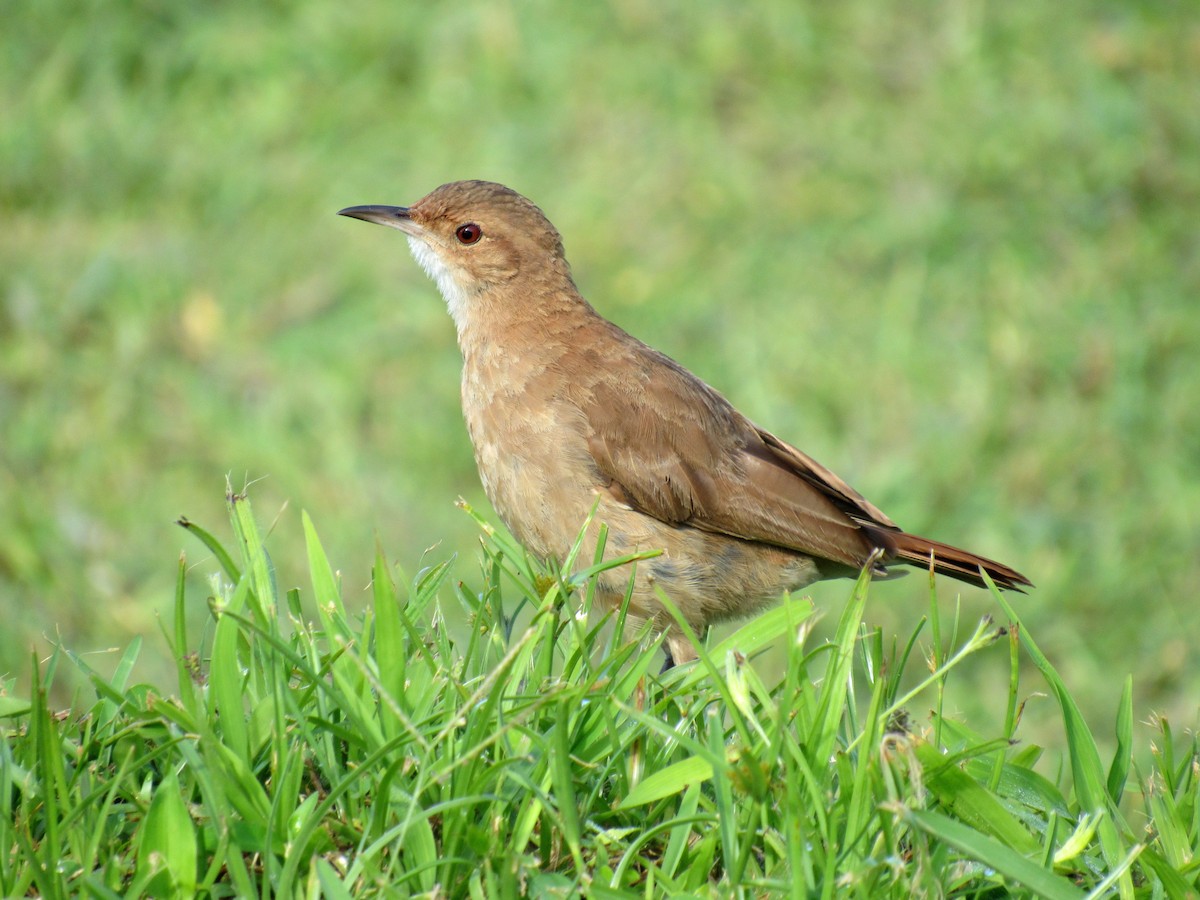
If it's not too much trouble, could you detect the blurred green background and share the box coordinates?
[2,2,1197,739]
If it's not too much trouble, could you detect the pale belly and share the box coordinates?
[459,357,823,655]
[468,413,821,635]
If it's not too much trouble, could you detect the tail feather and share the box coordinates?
[862,525,1032,592]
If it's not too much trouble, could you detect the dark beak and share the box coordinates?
[337,205,413,229]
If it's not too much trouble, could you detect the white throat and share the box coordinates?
[406,236,471,334]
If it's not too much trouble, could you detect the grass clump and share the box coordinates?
[2,489,1196,897]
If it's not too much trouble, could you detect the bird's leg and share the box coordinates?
[661,630,703,672]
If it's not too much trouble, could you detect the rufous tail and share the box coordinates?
[880,529,1032,591]
[854,525,1032,595]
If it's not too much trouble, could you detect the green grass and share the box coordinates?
[2,0,1198,804]
[2,491,1197,897]
[3,5,1197,893]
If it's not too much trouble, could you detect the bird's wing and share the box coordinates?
[575,322,1032,590]
[578,330,885,570]
[750,428,897,528]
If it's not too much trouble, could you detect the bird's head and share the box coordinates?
[339,180,575,331]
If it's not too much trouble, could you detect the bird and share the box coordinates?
[339,180,1031,667]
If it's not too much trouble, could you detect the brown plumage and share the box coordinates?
[339,180,1031,666]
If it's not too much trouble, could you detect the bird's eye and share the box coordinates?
[455,223,483,245]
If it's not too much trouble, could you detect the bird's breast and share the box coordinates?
[458,341,601,560]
